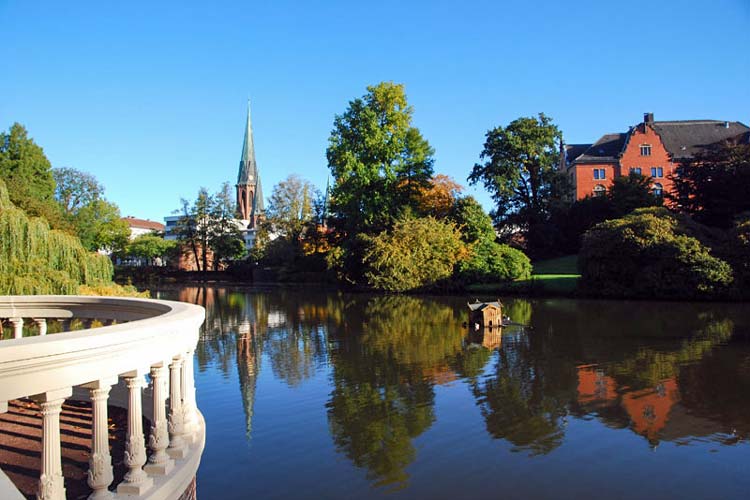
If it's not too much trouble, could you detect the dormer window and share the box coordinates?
[640,144,652,156]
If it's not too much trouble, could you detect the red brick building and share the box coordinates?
[562,113,750,200]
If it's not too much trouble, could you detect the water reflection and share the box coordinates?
[159,287,750,493]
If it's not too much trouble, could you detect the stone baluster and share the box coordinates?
[104,319,115,326]
[167,356,187,458]
[9,317,24,339]
[33,388,72,500]
[145,365,174,475]
[117,374,153,495]
[83,379,117,499]
[181,348,198,439]
[83,319,94,329]
[34,318,48,336]
[59,319,71,332]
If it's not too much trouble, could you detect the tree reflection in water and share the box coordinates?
[161,287,750,491]
[326,295,466,489]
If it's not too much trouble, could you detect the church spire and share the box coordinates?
[236,101,264,225]
[237,100,257,186]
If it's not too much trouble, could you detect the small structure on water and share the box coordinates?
[467,300,503,328]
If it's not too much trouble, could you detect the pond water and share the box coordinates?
[155,287,750,499]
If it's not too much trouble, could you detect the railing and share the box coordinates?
[0,296,206,500]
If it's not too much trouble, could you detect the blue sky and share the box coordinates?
[1,0,748,222]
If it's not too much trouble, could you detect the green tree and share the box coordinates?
[209,183,246,270]
[0,123,63,226]
[72,199,130,254]
[126,233,177,264]
[550,172,661,254]
[327,82,434,234]
[50,167,132,253]
[173,185,246,271]
[265,174,317,242]
[579,208,734,299]
[362,216,466,292]
[469,114,566,254]
[53,167,104,214]
[608,171,661,216]
[0,179,113,294]
[173,188,213,272]
[449,196,531,283]
[670,143,750,228]
[449,196,496,243]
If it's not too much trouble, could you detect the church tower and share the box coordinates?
[236,102,264,227]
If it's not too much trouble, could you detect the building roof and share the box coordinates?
[253,172,264,213]
[575,133,628,163]
[237,102,258,186]
[569,118,750,167]
[468,300,502,312]
[564,143,592,166]
[122,216,165,231]
[651,120,750,159]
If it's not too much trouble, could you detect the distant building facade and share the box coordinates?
[561,113,750,200]
[122,216,165,239]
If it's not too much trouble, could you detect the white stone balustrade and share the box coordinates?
[0,296,206,500]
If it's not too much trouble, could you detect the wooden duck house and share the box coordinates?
[467,300,503,328]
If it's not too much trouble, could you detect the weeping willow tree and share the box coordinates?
[0,179,113,294]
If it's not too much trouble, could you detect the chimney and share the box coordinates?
[644,112,654,125]
[724,121,730,129]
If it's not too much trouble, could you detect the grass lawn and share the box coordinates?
[532,254,579,275]
[466,255,581,296]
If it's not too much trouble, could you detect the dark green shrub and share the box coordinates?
[457,240,531,283]
[579,208,733,299]
[362,216,466,292]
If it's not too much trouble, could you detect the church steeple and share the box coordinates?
[236,101,263,226]
[237,101,257,186]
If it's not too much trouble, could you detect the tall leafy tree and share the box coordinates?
[173,185,246,271]
[173,188,213,272]
[469,114,566,252]
[607,171,661,216]
[327,82,434,234]
[126,233,176,265]
[72,199,130,254]
[670,143,750,228]
[53,167,104,214]
[51,166,130,253]
[265,174,317,242]
[209,183,246,270]
[0,123,63,225]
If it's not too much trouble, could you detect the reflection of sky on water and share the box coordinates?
[156,287,750,499]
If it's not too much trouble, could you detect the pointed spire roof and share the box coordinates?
[253,172,264,214]
[237,101,257,186]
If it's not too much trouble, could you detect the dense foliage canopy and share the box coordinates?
[469,114,566,254]
[0,179,113,294]
[579,208,733,299]
[0,123,64,227]
[362,216,466,292]
[173,184,246,271]
[671,143,750,228]
[327,82,434,234]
